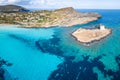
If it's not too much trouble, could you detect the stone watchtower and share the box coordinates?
[99,24,105,30]
[96,24,105,30]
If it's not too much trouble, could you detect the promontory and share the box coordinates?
[0,5,101,27]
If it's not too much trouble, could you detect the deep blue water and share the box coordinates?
[0,10,120,80]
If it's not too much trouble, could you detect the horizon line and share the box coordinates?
[1,4,120,10]
[28,8,120,10]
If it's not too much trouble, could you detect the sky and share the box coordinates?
[0,0,120,9]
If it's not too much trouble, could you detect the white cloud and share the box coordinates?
[0,0,119,9]
[0,0,21,5]
[29,0,58,7]
[29,0,46,5]
[8,0,20,3]
[27,0,57,9]
[26,0,79,9]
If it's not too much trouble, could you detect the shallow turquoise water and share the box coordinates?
[0,26,63,80]
[0,10,120,80]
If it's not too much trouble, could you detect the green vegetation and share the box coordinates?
[0,10,55,25]
[0,7,100,27]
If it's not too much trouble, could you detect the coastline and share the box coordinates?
[0,7,101,28]
[0,17,98,28]
[0,24,21,27]
[0,17,99,28]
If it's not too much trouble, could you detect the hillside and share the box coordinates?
[0,5,29,13]
[0,6,101,27]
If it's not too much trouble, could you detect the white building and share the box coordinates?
[99,24,105,30]
[96,24,106,30]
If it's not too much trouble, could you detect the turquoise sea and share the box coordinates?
[0,10,120,80]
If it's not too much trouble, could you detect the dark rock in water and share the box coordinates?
[0,5,29,13]
[0,68,4,80]
[0,57,13,80]
[35,35,64,56]
[48,56,102,80]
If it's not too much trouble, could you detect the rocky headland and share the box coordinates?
[72,24,112,45]
[0,5,101,28]
[0,5,29,13]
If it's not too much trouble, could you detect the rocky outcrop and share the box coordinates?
[0,5,29,13]
[0,57,12,80]
[72,25,112,45]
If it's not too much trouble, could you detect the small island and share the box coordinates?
[72,24,112,45]
[0,5,101,28]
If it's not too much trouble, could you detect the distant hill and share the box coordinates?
[0,5,29,13]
